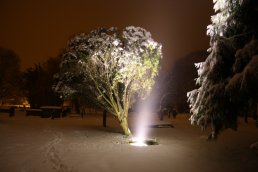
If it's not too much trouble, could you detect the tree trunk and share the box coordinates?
[120,117,131,136]
[103,110,107,127]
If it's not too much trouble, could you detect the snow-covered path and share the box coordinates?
[0,111,257,172]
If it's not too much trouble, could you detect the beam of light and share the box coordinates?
[136,108,150,140]
[130,102,153,147]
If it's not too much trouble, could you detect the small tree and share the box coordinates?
[54,26,162,136]
[188,0,258,139]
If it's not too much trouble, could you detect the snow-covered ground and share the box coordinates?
[0,110,257,172]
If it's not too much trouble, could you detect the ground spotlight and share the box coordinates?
[129,137,158,147]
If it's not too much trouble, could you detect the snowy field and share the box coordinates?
[0,110,258,172]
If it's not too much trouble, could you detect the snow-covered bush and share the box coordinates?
[54,26,162,136]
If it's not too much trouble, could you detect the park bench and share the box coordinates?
[25,108,43,116]
[0,106,15,117]
[40,106,64,119]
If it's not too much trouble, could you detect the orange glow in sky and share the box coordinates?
[0,0,213,71]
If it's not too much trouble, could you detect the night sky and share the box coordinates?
[0,0,213,71]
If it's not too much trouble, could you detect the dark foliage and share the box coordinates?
[22,57,62,108]
[0,47,22,102]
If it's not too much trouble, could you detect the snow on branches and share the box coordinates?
[188,0,258,139]
[53,26,162,136]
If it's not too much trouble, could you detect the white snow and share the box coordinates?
[0,110,258,172]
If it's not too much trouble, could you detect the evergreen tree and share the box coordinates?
[163,51,207,113]
[22,57,62,108]
[188,0,258,139]
[54,26,162,136]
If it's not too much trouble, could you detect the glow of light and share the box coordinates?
[130,104,152,147]
[136,112,149,140]
[129,137,147,147]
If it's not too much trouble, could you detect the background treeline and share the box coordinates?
[0,46,207,112]
[0,47,62,108]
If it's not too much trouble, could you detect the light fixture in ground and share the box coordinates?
[129,137,158,147]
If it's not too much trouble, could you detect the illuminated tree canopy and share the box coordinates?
[188,0,258,139]
[54,26,162,135]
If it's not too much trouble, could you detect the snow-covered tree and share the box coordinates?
[54,26,162,136]
[188,0,258,139]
